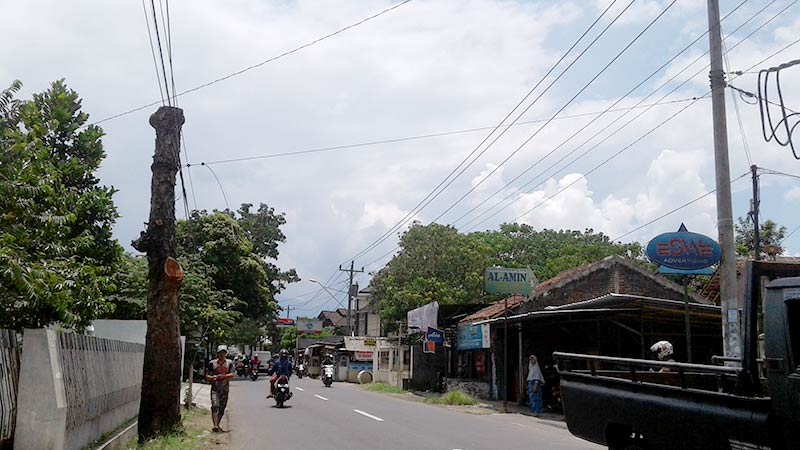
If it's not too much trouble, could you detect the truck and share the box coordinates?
[555,262,800,450]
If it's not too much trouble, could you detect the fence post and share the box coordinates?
[14,329,67,450]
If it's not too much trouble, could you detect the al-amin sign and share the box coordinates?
[484,267,536,295]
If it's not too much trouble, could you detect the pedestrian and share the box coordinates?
[527,354,545,417]
[206,345,235,432]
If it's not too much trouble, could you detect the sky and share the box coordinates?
[3,0,799,318]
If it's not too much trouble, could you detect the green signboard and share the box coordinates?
[484,267,535,295]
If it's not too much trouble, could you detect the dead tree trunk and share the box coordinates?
[132,106,185,443]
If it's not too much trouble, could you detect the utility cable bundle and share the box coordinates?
[757,59,800,157]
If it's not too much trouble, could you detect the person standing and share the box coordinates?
[527,354,545,417]
[206,345,235,432]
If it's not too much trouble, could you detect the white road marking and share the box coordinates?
[314,394,329,401]
[353,409,384,422]
[295,387,305,392]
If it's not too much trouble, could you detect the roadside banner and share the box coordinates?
[407,301,439,332]
[423,340,436,354]
[296,318,323,335]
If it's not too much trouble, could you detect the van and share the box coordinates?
[253,351,271,373]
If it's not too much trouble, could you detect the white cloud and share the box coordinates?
[785,187,800,202]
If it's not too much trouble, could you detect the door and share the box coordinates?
[338,354,349,381]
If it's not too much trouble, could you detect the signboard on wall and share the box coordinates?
[296,319,323,335]
[457,323,490,350]
[353,351,374,361]
[426,327,444,344]
[646,224,721,273]
[484,267,536,295]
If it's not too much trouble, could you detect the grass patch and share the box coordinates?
[362,383,406,394]
[125,408,215,450]
[425,390,477,406]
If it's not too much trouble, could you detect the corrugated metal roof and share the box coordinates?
[460,295,526,323]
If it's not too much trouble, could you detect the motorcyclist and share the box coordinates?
[650,340,674,373]
[267,349,293,398]
[251,354,261,373]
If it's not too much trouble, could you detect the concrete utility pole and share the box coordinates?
[707,0,741,359]
[339,262,364,335]
[132,106,185,442]
[286,305,295,319]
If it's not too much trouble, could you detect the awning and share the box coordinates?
[471,293,721,326]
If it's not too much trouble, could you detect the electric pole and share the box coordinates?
[286,305,295,319]
[339,262,364,335]
[707,0,741,359]
[132,106,185,442]
[751,165,761,261]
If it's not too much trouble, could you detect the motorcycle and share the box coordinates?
[250,362,260,381]
[322,364,334,387]
[236,361,245,377]
[273,375,292,408]
[296,363,305,379]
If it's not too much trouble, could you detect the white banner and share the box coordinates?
[296,319,323,335]
[407,301,438,333]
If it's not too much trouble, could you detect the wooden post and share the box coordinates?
[132,106,185,442]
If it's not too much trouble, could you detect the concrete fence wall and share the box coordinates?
[0,330,20,450]
[13,329,144,450]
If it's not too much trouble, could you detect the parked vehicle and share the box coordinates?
[556,269,800,450]
[322,364,334,387]
[253,351,271,373]
[273,375,292,408]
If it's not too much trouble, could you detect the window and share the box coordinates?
[380,351,390,370]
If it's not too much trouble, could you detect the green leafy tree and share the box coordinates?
[473,224,644,281]
[735,216,787,258]
[370,222,642,329]
[0,80,122,330]
[370,222,498,328]
[105,253,148,320]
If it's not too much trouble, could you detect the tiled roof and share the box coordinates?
[461,255,709,323]
[460,295,527,323]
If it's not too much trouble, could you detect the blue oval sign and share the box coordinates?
[646,228,722,270]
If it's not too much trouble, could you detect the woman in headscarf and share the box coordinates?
[527,354,545,416]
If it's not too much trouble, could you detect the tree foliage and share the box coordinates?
[735,216,787,258]
[0,80,122,330]
[370,222,642,327]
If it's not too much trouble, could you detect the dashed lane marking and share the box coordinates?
[353,409,384,422]
[314,394,329,401]
[295,387,305,391]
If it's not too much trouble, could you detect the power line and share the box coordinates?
[363,0,757,265]
[760,167,800,180]
[89,0,416,126]
[149,0,172,105]
[722,26,753,166]
[461,0,796,231]
[452,0,753,229]
[431,0,679,224]
[344,0,636,265]
[612,172,750,242]
[189,97,699,166]
[141,0,165,105]
[201,163,230,210]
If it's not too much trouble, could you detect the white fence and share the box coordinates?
[14,329,144,450]
[0,330,20,450]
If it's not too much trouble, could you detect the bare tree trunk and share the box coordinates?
[132,106,185,443]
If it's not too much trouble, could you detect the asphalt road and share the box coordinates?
[225,376,601,450]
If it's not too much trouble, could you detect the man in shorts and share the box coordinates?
[206,345,235,432]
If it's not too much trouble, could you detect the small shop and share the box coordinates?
[338,337,376,383]
[449,322,493,399]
